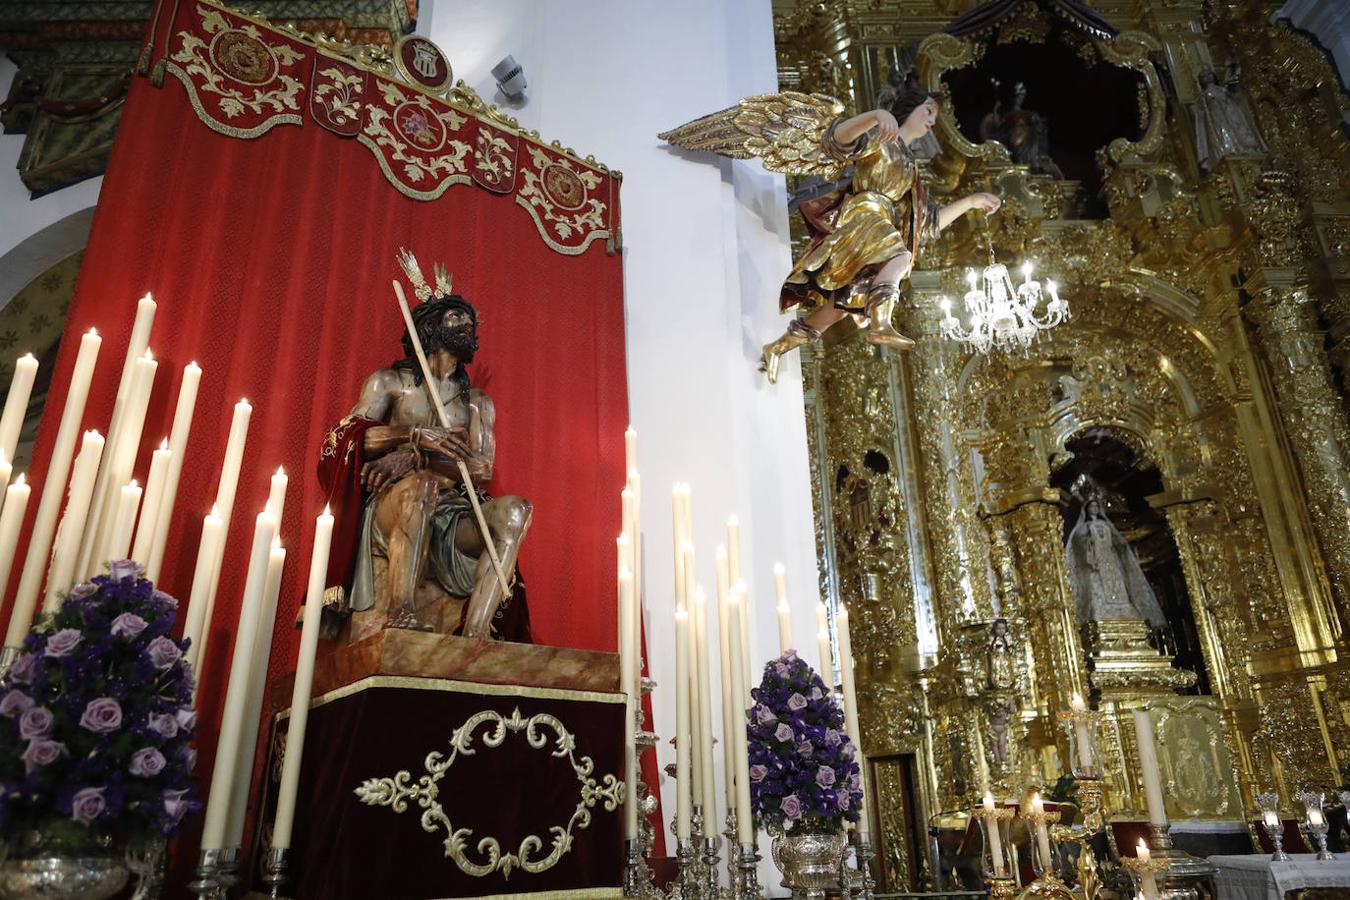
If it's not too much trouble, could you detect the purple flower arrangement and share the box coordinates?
[0,560,199,844]
[746,650,862,830]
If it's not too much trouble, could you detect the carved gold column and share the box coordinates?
[1245,273,1350,637]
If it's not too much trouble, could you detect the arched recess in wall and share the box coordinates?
[0,207,94,468]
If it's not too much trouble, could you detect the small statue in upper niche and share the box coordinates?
[1192,64,1266,172]
[660,87,1000,383]
[986,617,1016,691]
[980,81,1065,180]
[1064,492,1165,627]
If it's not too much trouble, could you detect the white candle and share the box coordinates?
[817,628,834,687]
[131,440,172,565]
[183,506,224,680]
[837,605,869,840]
[79,348,156,578]
[198,399,253,647]
[1070,693,1094,772]
[984,792,1007,877]
[1309,807,1325,828]
[272,506,333,849]
[1032,792,1053,871]
[618,565,638,841]
[267,466,289,528]
[692,587,716,818]
[625,469,642,700]
[715,547,736,808]
[1263,810,1280,830]
[0,452,11,508]
[774,562,791,653]
[43,430,105,609]
[1131,709,1168,827]
[12,329,101,630]
[1137,839,1158,900]
[201,509,277,850]
[674,607,692,841]
[0,476,31,640]
[0,353,38,464]
[624,426,637,477]
[227,537,286,842]
[735,579,752,700]
[107,480,143,562]
[682,543,703,810]
[725,591,754,848]
[147,361,201,582]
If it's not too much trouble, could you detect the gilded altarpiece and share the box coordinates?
[783,0,1350,885]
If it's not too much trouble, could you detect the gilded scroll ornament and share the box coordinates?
[355,706,622,879]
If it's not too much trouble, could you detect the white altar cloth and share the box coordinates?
[1209,853,1350,900]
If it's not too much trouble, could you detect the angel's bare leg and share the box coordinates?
[863,253,915,349]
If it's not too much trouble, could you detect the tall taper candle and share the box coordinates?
[983,792,1007,877]
[1136,840,1159,900]
[1070,693,1093,772]
[183,506,224,679]
[0,353,38,464]
[671,484,688,610]
[131,440,171,565]
[12,329,101,630]
[1131,708,1168,827]
[674,606,692,841]
[735,578,752,701]
[682,542,703,807]
[618,565,638,840]
[817,602,833,685]
[836,604,869,840]
[227,537,286,844]
[624,426,637,478]
[625,469,642,700]
[267,466,288,527]
[106,480,142,562]
[0,476,31,638]
[692,587,717,818]
[272,507,334,849]
[201,509,277,850]
[726,590,754,848]
[197,399,253,653]
[147,361,201,582]
[0,452,11,508]
[774,562,791,653]
[1032,792,1053,870]
[43,429,105,609]
[726,515,741,584]
[715,547,736,807]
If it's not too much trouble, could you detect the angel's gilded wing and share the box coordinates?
[658,91,848,178]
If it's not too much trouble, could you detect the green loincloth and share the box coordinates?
[348,483,481,612]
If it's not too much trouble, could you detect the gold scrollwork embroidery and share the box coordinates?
[516,146,609,255]
[475,128,515,185]
[354,706,623,880]
[359,80,471,200]
[314,65,363,127]
[166,5,304,138]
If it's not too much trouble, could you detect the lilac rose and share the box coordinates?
[163,788,191,822]
[180,746,198,772]
[146,712,178,739]
[773,662,790,677]
[71,786,107,825]
[152,590,178,609]
[79,697,123,733]
[780,794,803,820]
[773,722,794,743]
[815,765,837,788]
[144,636,182,670]
[6,653,34,684]
[107,559,144,581]
[44,628,82,657]
[797,740,814,758]
[110,612,148,639]
[129,747,166,777]
[810,686,823,700]
[787,692,808,711]
[21,738,66,773]
[749,764,768,783]
[754,705,777,726]
[824,728,842,747]
[18,706,53,740]
[67,581,98,600]
[839,790,852,810]
[175,708,197,732]
[0,689,34,717]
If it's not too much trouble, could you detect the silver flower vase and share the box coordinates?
[0,831,129,899]
[768,821,848,899]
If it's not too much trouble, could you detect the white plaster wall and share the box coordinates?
[420,0,821,883]
[0,58,104,301]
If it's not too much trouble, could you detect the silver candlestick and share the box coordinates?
[737,843,761,897]
[724,808,741,899]
[1256,792,1290,861]
[187,847,237,900]
[855,837,876,899]
[1296,790,1335,861]
[262,846,290,899]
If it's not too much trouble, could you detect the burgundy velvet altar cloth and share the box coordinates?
[253,679,625,899]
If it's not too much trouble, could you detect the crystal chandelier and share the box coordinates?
[939,237,1069,353]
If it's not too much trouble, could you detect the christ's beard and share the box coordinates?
[436,327,478,364]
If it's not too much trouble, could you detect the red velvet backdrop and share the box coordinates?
[2,0,659,878]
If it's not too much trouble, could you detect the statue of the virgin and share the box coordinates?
[1064,496,1166,627]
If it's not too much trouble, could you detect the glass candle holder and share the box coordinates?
[1296,790,1334,860]
[973,793,1015,882]
[1255,791,1289,861]
[1056,693,1103,780]
[1020,793,1061,879]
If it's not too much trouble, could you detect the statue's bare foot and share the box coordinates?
[388,606,435,632]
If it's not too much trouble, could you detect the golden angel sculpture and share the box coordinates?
[660,86,1002,382]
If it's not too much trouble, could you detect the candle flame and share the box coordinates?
[19,352,34,361]
[143,349,154,361]
[621,485,633,498]
[87,327,99,336]
[127,480,140,489]
[210,503,219,516]
[159,437,169,450]
[275,466,285,477]
[141,292,155,304]
[189,360,201,370]
[674,608,688,621]
[773,562,785,576]
[693,586,706,603]
[727,514,739,527]
[618,567,632,580]
[322,504,331,517]
[239,398,251,407]
[715,545,727,559]
[1137,838,1147,853]
[14,473,25,486]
